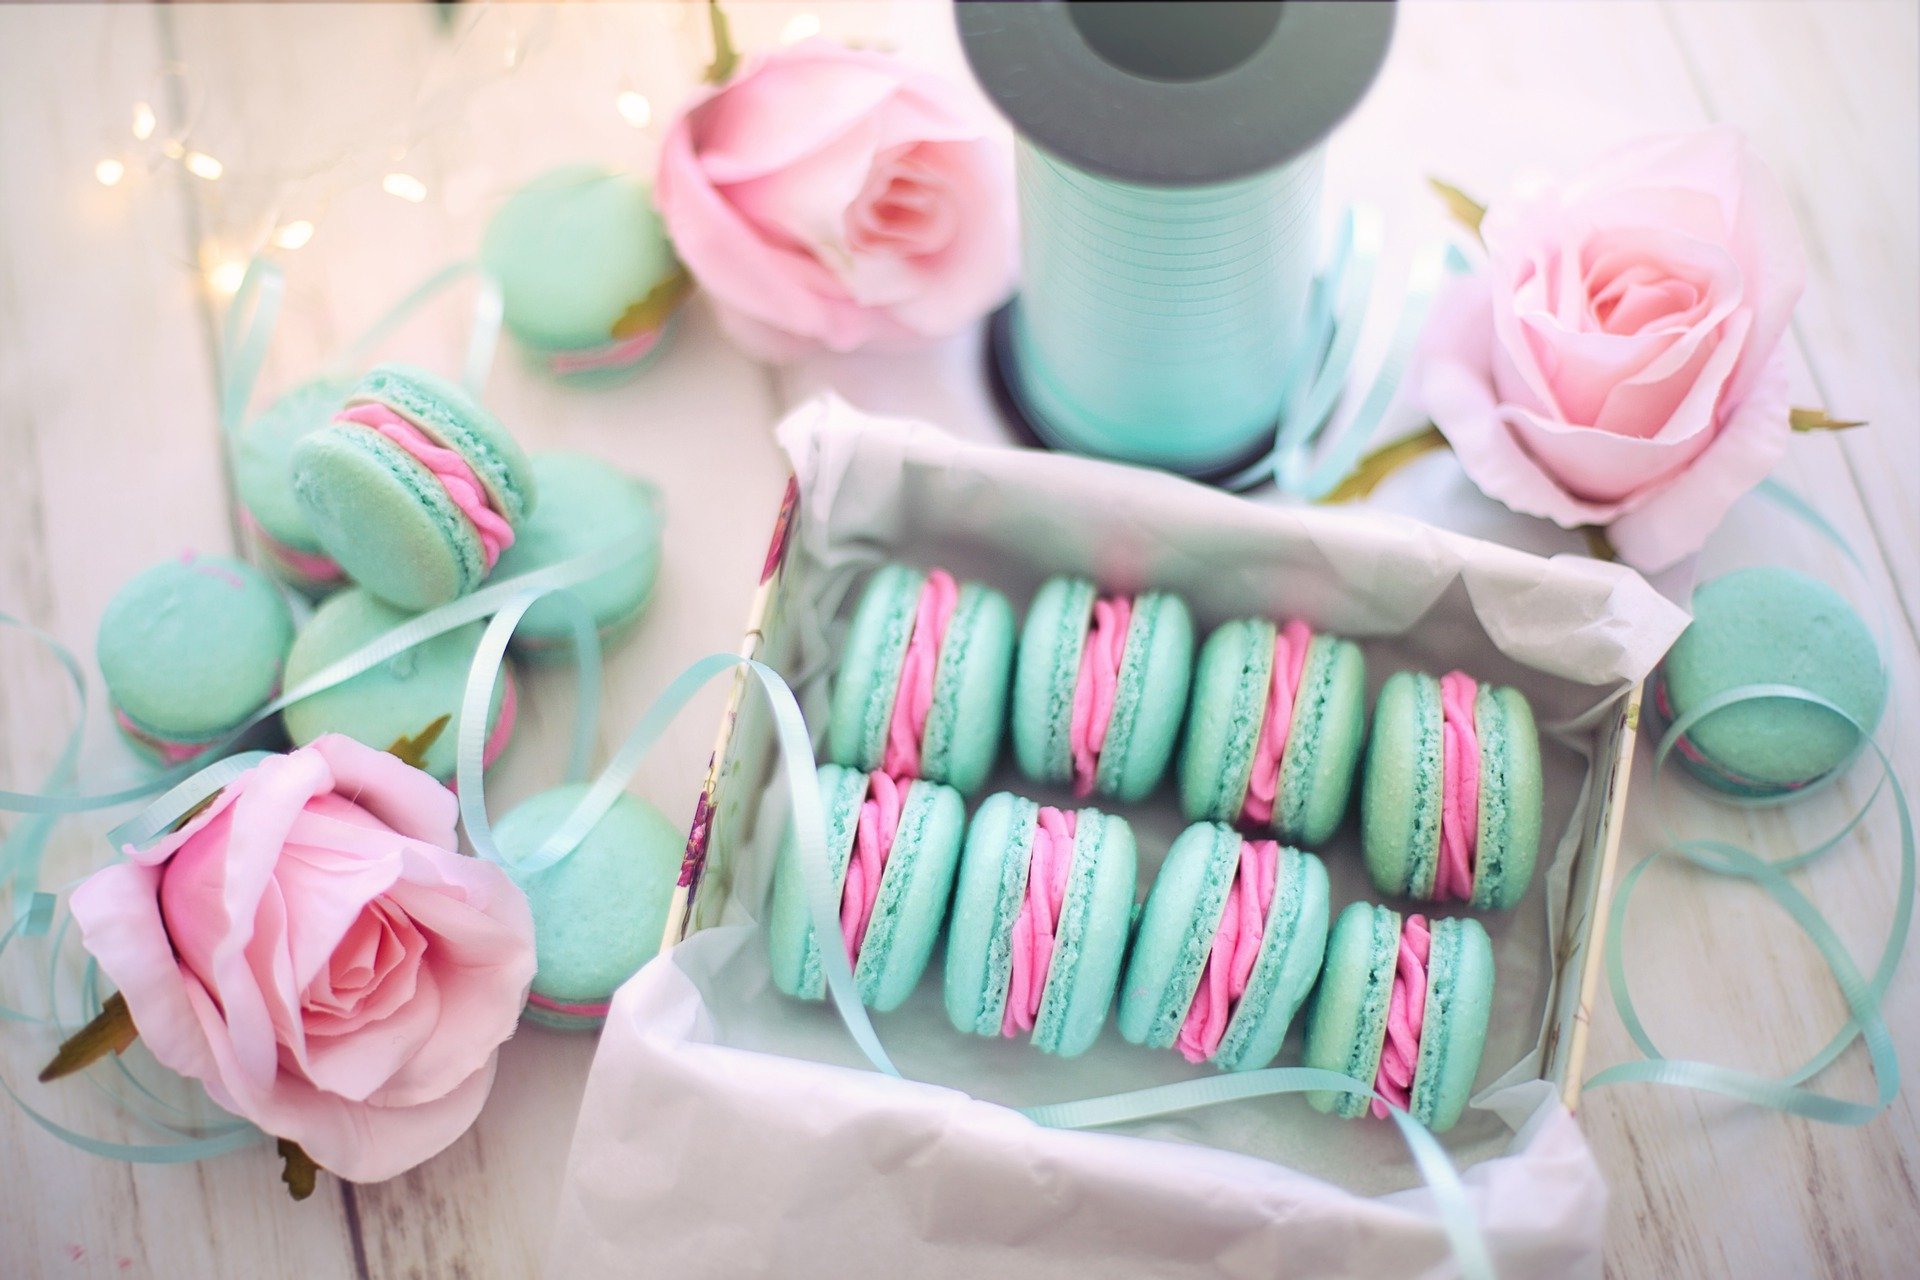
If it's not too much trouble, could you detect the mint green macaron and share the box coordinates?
[493,782,685,1031]
[826,564,1016,795]
[96,554,294,764]
[1179,617,1367,847]
[1362,670,1542,910]
[281,587,514,782]
[1654,566,1886,797]
[766,764,967,1011]
[1118,822,1329,1072]
[291,362,535,610]
[481,164,689,380]
[232,376,353,594]
[944,793,1137,1057]
[1011,576,1195,802]
[1303,904,1494,1132]
[490,451,664,659]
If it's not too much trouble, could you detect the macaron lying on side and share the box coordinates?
[96,553,295,764]
[292,362,535,610]
[826,564,1016,795]
[1119,822,1330,1072]
[233,376,354,594]
[490,451,664,659]
[766,764,967,1011]
[281,587,516,782]
[1179,616,1367,847]
[1012,575,1195,803]
[1303,903,1494,1133]
[945,793,1137,1057]
[493,782,685,1031]
[1362,669,1542,910]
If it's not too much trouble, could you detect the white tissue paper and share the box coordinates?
[550,397,1689,1279]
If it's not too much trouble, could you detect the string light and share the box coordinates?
[207,260,245,296]
[131,102,156,141]
[382,172,428,203]
[616,90,652,129]
[780,12,821,43]
[183,151,224,181]
[272,220,315,250]
[95,159,126,187]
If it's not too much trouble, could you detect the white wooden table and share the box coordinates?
[2,3,1915,1277]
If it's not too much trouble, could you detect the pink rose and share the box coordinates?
[1419,127,1805,570]
[69,735,535,1182]
[657,39,1015,360]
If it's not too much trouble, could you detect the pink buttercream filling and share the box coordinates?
[484,669,519,769]
[1241,621,1314,826]
[1371,913,1431,1118]
[881,569,959,778]
[526,992,612,1019]
[1435,671,1480,902]
[838,770,904,961]
[1002,807,1077,1038]
[336,402,515,569]
[1068,595,1133,797]
[1176,837,1280,1063]
[546,326,664,375]
[113,705,212,765]
[240,507,343,583]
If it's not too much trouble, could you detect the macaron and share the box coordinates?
[1653,566,1886,797]
[492,782,685,1031]
[232,376,354,594]
[826,564,1016,795]
[96,553,294,764]
[1303,903,1493,1133]
[291,362,536,610]
[1011,576,1195,802]
[1179,617,1367,847]
[481,164,690,379]
[281,587,516,783]
[766,765,967,1011]
[1361,670,1542,910]
[490,451,664,659]
[1118,823,1329,1072]
[945,793,1136,1057]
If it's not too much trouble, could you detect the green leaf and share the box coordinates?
[1581,526,1619,562]
[1790,406,1866,432]
[278,1139,319,1201]
[1320,425,1451,505]
[705,0,739,84]
[611,268,694,340]
[39,992,138,1082]
[1429,178,1486,242]
[385,715,450,773]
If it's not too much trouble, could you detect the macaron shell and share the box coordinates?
[1410,916,1495,1133]
[944,792,1040,1037]
[1212,847,1331,1073]
[827,564,923,772]
[1361,671,1443,900]
[233,377,353,554]
[1095,591,1195,802]
[280,588,507,781]
[97,555,294,739]
[1033,808,1137,1057]
[1472,684,1542,910]
[1011,576,1097,783]
[494,783,683,1008]
[1117,821,1240,1049]
[1304,900,1400,1118]
[853,779,967,1011]
[766,764,865,1000]
[919,581,1015,795]
[349,363,533,527]
[1273,635,1367,846]
[1178,618,1273,823]
[491,451,663,652]
[293,424,483,610]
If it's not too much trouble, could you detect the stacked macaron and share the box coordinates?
[1012,576,1195,803]
[1181,617,1368,846]
[1362,670,1542,910]
[232,377,354,594]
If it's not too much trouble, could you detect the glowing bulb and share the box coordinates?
[208,260,245,296]
[184,151,224,181]
[780,12,821,43]
[382,172,428,202]
[132,102,156,141]
[616,90,652,129]
[95,158,126,187]
[272,220,315,250]
[162,139,184,160]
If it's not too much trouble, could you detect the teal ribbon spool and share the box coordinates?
[961,2,1396,477]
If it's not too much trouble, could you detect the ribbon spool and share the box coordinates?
[959,1,1396,479]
